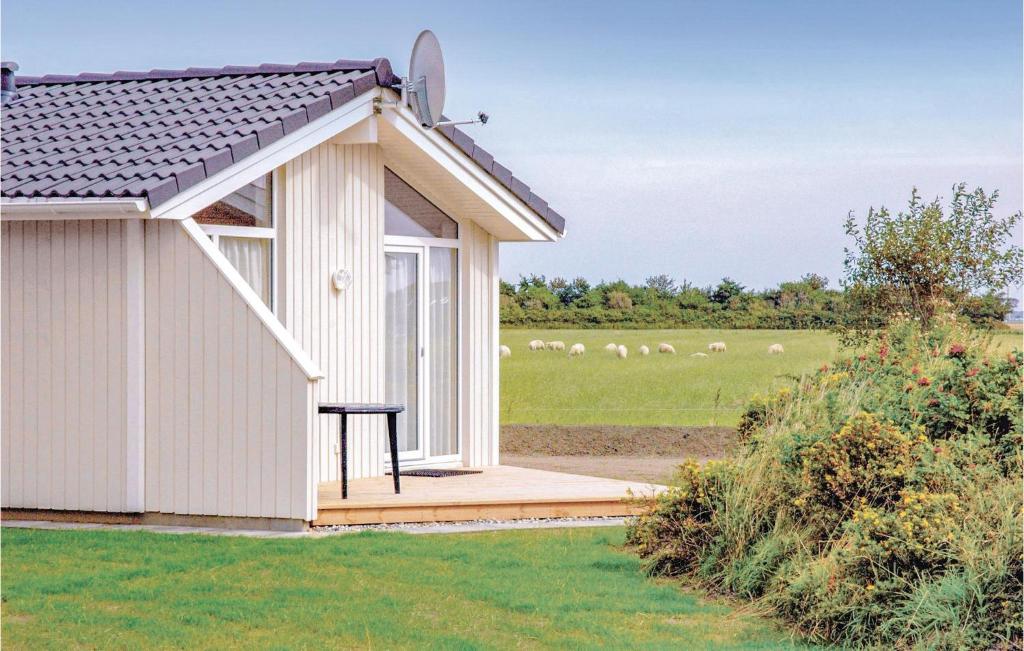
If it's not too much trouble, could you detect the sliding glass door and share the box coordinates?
[428,247,458,457]
[385,243,459,464]
[385,248,422,459]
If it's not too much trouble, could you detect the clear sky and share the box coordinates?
[3,0,1021,291]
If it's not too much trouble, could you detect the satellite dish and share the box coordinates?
[407,30,446,128]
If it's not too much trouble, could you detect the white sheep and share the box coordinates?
[768,343,784,355]
[617,345,628,359]
[690,352,708,358]
[658,343,676,354]
[545,340,566,351]
[528,339,545,351]
[604,343,618,353]
[499,345,512,359]
[708,341,727,353]
[568,343,586,357]
[638,345,650,356]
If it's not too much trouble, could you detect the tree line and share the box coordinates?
[499,273,1013,329]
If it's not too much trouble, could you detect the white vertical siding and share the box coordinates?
[281,140,503,477]
[281,142,386,481]
[143,220,315,520]
[460,220,500,468]
[1,220,128,512]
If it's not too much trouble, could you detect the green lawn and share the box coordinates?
[0,526,815,649]
[500,329,839,426]
[499,329,1022,427]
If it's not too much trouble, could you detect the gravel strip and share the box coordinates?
[4,516,635,538]
[313,515,633,535]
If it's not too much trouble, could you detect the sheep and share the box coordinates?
[545,340,566,352]
[568,343,586,357]
[768,343,784,355]
[690,352,709,358]
[708,341,727,353]
[617,345,628,359]
[658,343,676,354]
[604,343,619,353]
[528,339,545,351]
[499,345,512,359]
[638,345,650,356]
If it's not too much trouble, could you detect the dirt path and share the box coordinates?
[500,425,738,484]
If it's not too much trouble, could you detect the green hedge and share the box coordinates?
[499,275,1013,330]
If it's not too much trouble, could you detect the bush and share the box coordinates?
[627,319,1023,649]
[626,460,733,577]
[736,387,792,442]
[797,412,913,513]
[606,290,633,310]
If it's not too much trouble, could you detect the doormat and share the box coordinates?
[390,469,483,478]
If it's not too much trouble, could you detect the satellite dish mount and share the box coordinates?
[403,30,488,130]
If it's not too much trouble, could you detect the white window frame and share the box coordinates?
[384,234,462,467]
[198,171,278,312]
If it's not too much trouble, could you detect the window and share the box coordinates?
[384,168,458,239]
[194,173,275,308]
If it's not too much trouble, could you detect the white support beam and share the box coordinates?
[489,235,501,465]
[125,219,146,512]
[178,217,324,380]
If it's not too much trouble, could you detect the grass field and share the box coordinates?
[499,329,1022,427]
[1,526,816,649]
[500,329,839,426]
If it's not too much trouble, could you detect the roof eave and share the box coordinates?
[0,197,150,220]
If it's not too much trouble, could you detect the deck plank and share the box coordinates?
[314,465,666,525]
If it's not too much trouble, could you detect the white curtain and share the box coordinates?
[429,248,458,456]
[219,237,271,306]
[385,252,419,453]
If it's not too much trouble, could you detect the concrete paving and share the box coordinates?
[1,519,308,538]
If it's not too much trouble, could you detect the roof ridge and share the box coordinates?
[17,57,397,87]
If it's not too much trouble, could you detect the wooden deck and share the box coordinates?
[314,465,666,526]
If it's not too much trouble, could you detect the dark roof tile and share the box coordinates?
[228,134,260,161]
[304,96,332,122]
[509,177,531,203]
[201,148,234,176]
[470,146,495,173]
[173,161,207,192]
[254,121,284,148]
[328,82,356,109]
[451,129,475,155]
[526,192,548,217]
[141,177,179,206]
[491,161,516,188]
[543,209,566,233]
[280,108,308,135]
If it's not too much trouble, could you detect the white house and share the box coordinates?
[0,54,569,529]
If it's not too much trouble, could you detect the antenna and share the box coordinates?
[403,30,488,130]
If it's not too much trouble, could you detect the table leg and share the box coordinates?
[340,415,348,500]
[387,413,401,494]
